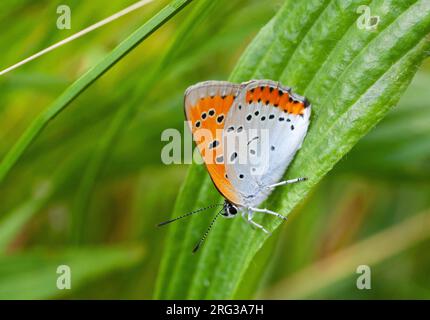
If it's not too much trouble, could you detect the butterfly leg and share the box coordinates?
[248,207,287,221]
[266,177,307,189]
[243,209,271,235]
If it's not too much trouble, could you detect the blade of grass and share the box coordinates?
[0,0,264,174]
[0,0,193,184]
[0,0,157,76]
[155,0,430,299]
[70,0,209,244]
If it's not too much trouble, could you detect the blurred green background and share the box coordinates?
[0,0,429,299]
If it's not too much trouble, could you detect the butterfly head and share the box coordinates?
[222,200,239,218]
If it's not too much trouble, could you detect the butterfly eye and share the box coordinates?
[228,206,238,215]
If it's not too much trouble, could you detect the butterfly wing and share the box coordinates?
[184,81,242,205]
[223,80,311,207]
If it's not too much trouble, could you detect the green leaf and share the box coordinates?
[0,0,194,184]
[0,245,144,299]
[260,209,430,299]
[155,0,430,299]
[337,72,430,180]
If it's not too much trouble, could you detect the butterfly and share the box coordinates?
[159,80,311,252]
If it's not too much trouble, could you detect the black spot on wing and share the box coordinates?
[217,115,225,123]
[209,140,220,149]
[230,152,238,162]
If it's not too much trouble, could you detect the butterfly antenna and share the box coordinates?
[157,203,224,227]
[192,208,224,253]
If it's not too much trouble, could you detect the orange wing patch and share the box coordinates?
[245,84,309,115]
[184,83,241,204]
